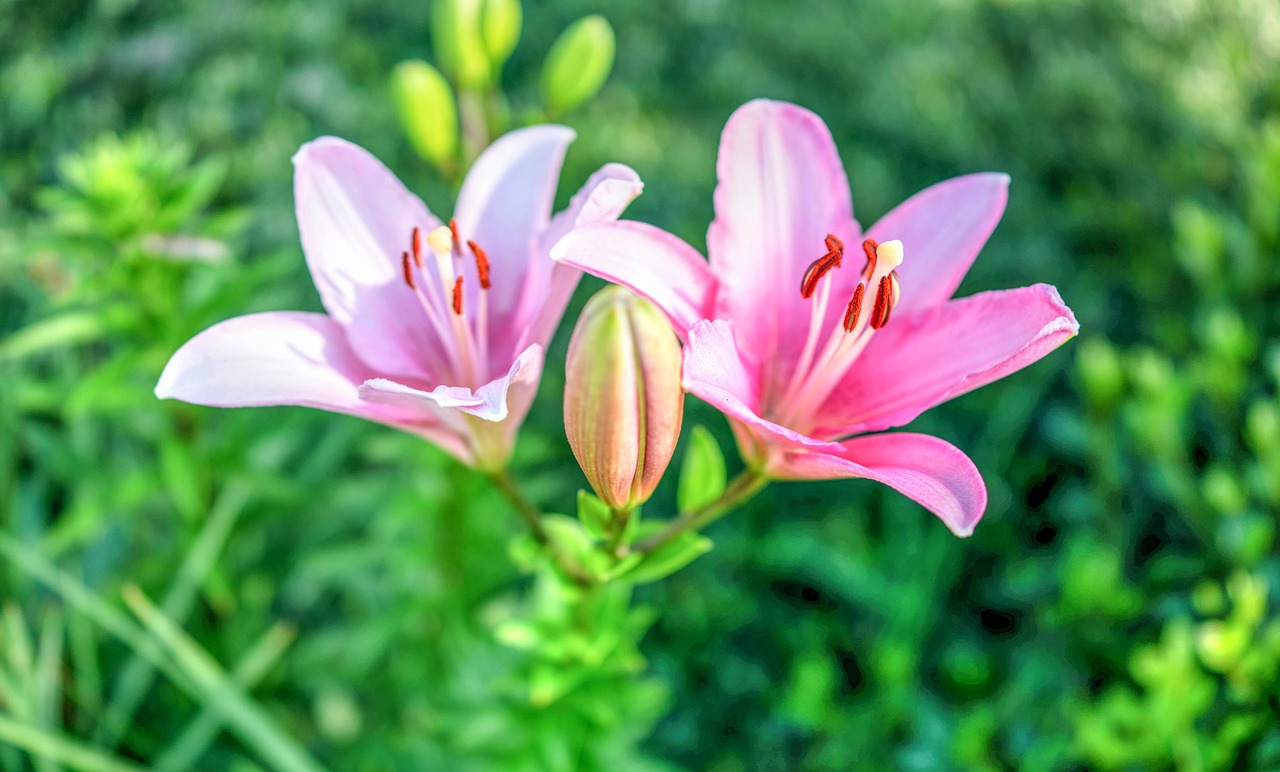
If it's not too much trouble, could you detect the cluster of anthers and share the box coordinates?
[775,234,905,425]
[395,221,493,385]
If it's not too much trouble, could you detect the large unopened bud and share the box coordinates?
[564,287,683,510]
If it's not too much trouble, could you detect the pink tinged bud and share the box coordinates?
[564,286,684,510]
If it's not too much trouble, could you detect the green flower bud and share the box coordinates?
[391,61,459,170]
[564,287,683,511]
[541,15,615,115]
[482,0,522,72]
[431,0,490,90]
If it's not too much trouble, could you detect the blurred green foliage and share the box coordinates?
[2,0,1279,769]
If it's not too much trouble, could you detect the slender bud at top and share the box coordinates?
[564,287,684,511]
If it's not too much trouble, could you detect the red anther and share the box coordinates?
[843,282,865,332]
[401,251,415,289]
[452,276,464,315]
[449,218,461,246]
[870,274,894,329]
[825,234,844,255]
[800,250,840,299]
[860,238,880,282]
[467,240,491,289]
[411,227,422,267]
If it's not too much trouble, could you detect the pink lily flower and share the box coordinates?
[157,127,643,470]
[553,100,1078,536]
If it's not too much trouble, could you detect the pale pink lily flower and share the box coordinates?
[157,127,643,469]
[553,100,1078,536]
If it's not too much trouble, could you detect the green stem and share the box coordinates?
[487,469,594,586]
[635,470,768,555]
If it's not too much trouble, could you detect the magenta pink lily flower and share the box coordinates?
[157,126,642,469]
[553,100,1078,536]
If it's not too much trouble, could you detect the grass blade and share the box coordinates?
[154,622,297,772]
[0,715,143,772]
[96,482,249,748]
[120,586,324,772]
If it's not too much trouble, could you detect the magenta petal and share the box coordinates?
[552,221,717,336]
[866,173,1009,315]
[683,320,843,453]
[159,312,384,415]
[706,99,860,373]
[774,433,988,537]
[454,125,575,316]
[292,137,444,381]
[816,284,1079,436]
[514,163,645,356]
[359,344,542,423]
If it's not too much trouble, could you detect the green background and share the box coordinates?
[2,0,1278,769]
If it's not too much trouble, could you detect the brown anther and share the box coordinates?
[842,282,865,332]
[860,238,880,282]
[452,276,464,315]
[800,250,840,299]
[411,227,422,267]
[870,274,894,329]
[825,234,844,254]
[467,240,491,290]
[401,251,415,289]
[449,218,461,246]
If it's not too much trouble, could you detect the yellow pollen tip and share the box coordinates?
[876,239,904,269]
[426,225,454,256]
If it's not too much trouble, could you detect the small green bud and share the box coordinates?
[431,0,490,90]
[541,15,616,115]
[391,61,459,170]
[564,287,683,511]
[482,0,522,72]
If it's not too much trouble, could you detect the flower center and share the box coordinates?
[396,220,494,386]
[776,235,904,427]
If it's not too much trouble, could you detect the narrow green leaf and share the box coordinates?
[618,533,713,584]
[576,490,610,539]
[121,586,324,772]
[0,716,144,772]
[677,425,727,514]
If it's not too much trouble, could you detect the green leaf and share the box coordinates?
[677,425,727,514]
[540,16,615,115]
[617,532,713,584]
[576,490,610,539]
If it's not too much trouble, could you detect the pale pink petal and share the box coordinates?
[453,125,575,317]
[158,311,405,420]
[866,173,1009,315]
[773,433,988,537]
[706,99,860,385]
[552,221,716,336]
[683,320,842,453]
[359,344,542,423]
[293,137,445,381]
[815,284,1079,436]
[511,163,645,357]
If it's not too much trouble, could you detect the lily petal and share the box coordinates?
[683,320,843,454]
[553,221,717,336]
[359,343,543,423]
[707,99,860,376]
[774,433,988,537]
[454,125,576,317]
[866,173,1009,315]
[514,163,645,356]
[815,284,1079,436]
[293,137,444,381]
[158,311,381,415]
